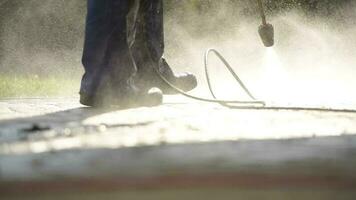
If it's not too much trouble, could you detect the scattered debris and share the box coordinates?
[22,124,51,133]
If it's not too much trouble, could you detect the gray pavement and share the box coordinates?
[1,97,356,152]
[0,97,356,151]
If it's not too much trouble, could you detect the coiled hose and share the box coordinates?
[154,48,356,113]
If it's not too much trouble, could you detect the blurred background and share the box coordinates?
[0,0,355,107]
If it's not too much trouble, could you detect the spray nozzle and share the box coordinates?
[257,0,274,47]
[259,23,274,47]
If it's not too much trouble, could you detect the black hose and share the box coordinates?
[154,48,356,114]
[153,50,265,106]
[204,49,258,101]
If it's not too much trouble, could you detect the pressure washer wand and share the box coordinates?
[257,0,267,25]
[257,0,274,47]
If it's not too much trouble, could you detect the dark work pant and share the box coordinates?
[80,0,164,96]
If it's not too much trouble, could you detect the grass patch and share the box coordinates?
[0,74,80,98]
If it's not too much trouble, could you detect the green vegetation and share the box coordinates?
[0,74,79,98]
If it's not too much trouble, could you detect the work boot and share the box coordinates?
[135,58,198,95]
[80,81,163,108]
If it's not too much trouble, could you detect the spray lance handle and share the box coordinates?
[257,0,274,47]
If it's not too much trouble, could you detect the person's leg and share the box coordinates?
[104,0,162,107]
[80,0,162,107]
[130,0,197,94]
[80,0,112,100]
[103,0,136,92]
[143,0,164,63]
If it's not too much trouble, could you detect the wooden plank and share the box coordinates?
[1,136,356,183]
